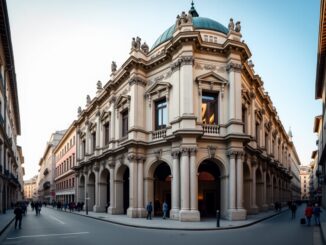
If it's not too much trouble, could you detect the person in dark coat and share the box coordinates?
[146,201,153,220]
[14,203,23,229]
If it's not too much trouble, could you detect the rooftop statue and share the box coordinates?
[136,36,141,50]
[228,18,234,31]
[77,106,82,116]
[111,61,117,73]
[131,37,137,50]
[86,95,91,105]
[141,42,149,54]
[97,80,102,90]
[235,21,241,32]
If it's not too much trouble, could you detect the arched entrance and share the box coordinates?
[256,168,263,209]
[79,175,85,203]
[99,169,110,212]
[243,162,251,210]
[88,173,96,210]
[198,160,221,217]
[153,162,171,217]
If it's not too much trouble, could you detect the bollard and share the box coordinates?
[216,210,220,227]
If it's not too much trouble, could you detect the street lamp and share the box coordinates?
[86,192,89,215]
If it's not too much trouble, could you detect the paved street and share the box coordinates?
[0,204,322,245]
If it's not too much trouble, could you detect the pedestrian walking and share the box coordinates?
[146,201,153,220]
[14,203,23,229]
[313,203,321,226]
[290,202,297,219]
[162,201,168,219]
[305,203,314,226]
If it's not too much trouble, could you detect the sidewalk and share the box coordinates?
[49,207,288,231]
[0,209,14,236]
[319,208,326,244]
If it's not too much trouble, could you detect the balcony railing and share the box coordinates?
[152,128,167,140]
[203,124,220,135]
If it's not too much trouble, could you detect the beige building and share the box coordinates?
[0,0,23,213]
[73,4,300,221]
[37,131,65,203]
[315,0,326,208]
[54,122,77,203]
[24,176,37,201]
[300,166,310,200]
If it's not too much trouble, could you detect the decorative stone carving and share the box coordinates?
[77,106,82,116]
[136,36,141,49]
[248,60,254,68]
[235,21,241,32]
[204,64,216,70]
[111,61,117,73]
[97,80,102,90]
[127,153,137,161]
[228,18,234,31]
[181,147,190,156]
[86,95,91,106]
[171,56,194,72]
[129,76,147,87]
[226,62,242,73]
[154,149,162,160]
[93,162,100,172]
[171,150,179,159]
[131,37,137,49]
[176,11,193,28]
[141,42,149,54]
[208,145,217,158]
[189,147,197,156]
[227,150,237,159]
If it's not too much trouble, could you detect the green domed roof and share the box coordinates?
[152,16,229,50]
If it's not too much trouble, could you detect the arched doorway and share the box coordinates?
[88,173,96,210]
[243,162,251,210]
[153,162,171,217]
[256,168,263,209]
[79,175,85,203]
[99,169,110,212]
[198,160,221,217]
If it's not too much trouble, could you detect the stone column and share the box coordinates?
[127,154,138,217]
[96,110,101,150]
[108,164,116,214]
[170,150,180,220]
[179,148,190,221]
[236,152,246,218]
[261,164,268,211]
[228,151,236,213]
[93,163,102,212]
[85,122,90,155]
[137,156,146,217]
[190,147,200,221]
[251,158,259,213]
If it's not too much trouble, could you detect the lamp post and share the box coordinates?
[86,192,89,215]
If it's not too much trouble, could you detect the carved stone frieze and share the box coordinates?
[171,56,194,72]
[226,62,242,73]
[208,145,217,159]
[154,149,162,160]
[129,76,147,87]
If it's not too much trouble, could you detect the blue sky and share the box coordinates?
[6,0,320,179]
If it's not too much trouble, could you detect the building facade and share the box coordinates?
[24,176,37,201]
[300,166,310,201]
[73,4,300,221]
[37,131,65,203]
[315,0,326,209]
[54,123,77,203]
[0,0,23,213]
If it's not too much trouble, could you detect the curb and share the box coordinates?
[47,207,288,231]
[0,216,14,236]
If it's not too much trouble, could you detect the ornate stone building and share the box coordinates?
[54,123,77,203]
[315,0,326,208]
[24,175,37,201]
[0,0,23,213]
[74,4,300,221]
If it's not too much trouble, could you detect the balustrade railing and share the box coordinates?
[202,124,220,135]
[152,128,167,140]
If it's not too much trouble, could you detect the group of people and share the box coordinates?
[304,202,322,226]
[146,200,169,220]
[53,201,85,212]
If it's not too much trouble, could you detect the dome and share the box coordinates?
[151,16,229,50]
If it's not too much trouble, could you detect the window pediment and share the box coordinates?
[145,81,172,97]
[115,94,131,109]
[196,71,228,85]
[100,111,111,122]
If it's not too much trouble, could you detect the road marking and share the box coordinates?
[7,232,90,240]
[49,215,65,224]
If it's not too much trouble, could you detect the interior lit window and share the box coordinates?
[201,92,218,124]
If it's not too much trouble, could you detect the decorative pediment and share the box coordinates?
[145,81,172,97]
[255,109,263,121]
[196,71,228,85]
[115,94,131,109]
[242,88,251,105]
[100,111,111,122]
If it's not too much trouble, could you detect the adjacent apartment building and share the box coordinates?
[54,122,77,203]
[24,175,37,201]
[315,0,326,208]
[73,3,301,222]
[0,0,23,213]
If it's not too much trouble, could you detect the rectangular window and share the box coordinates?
[92,132,96,152]
[82,140,86,157]
[72,178,75,187]
[242,107,246,133]
[256,122,260,145]
[121,110,128,137]
[265,133,269,152]
[155,98,167,130]
[202,92,218,124]
[104,123,110,145]
[72,153,75,167]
